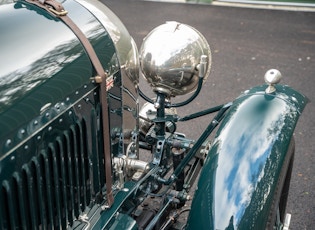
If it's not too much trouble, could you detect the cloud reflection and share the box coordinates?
[213,96,292,228]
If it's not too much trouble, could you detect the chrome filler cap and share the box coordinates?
[264,69,282,93]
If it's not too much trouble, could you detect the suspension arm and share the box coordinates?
[156,102,232,185]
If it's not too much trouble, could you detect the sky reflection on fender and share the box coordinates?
[213,96,289,229]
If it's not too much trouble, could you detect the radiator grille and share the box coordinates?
[0,117,105,229]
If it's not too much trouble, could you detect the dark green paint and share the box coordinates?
[0,0,118,157]
[187,84,307,229]
[109,213,138,230]
[86,181,139,229]
[0,0,309,229]
[0,1,120,228]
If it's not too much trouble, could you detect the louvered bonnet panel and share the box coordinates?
[0,89,109,229]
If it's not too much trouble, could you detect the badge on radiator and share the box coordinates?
[106,75,114,91]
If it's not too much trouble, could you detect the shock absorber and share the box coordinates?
[172,147,185,191]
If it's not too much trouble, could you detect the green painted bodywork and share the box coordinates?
[0,0,139,228]
[187,84,307,229]
[0,0,118,156]
[0,0,308,229]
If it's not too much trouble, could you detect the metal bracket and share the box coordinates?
[152,138,166,165]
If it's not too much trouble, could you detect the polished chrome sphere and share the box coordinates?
[139,21,211,97]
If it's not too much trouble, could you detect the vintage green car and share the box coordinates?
[0,0,307,229]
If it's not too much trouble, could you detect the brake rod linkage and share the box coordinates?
[155,102,232,185]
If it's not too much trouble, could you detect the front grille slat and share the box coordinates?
[50,144,63,228]
[39,153,50,229]
[65,131,75,223]
[13,173,28,229]
[57,137,69,228]
[0,184,5,228]
[33,157,48,228]
[78,122,87,209]
[11,172,21,226]
[2,181,17,229]
[23,165,39,228]
[1,112,106,229]
[90,108,102,194]
[70,126,81,217]
[43,151,55,227]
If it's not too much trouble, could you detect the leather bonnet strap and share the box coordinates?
[25,0,106,82]
[25,0,114,207]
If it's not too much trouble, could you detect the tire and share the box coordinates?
[266,137,295,230]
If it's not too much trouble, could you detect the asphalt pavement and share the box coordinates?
[103,0,314,228]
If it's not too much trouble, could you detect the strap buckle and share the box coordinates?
[44,0,68,17]
[25,0,68,17]
[48,6,68,16]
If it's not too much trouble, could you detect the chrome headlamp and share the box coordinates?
[139,21,211,97]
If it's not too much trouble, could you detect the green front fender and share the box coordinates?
[187,85,307,229]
